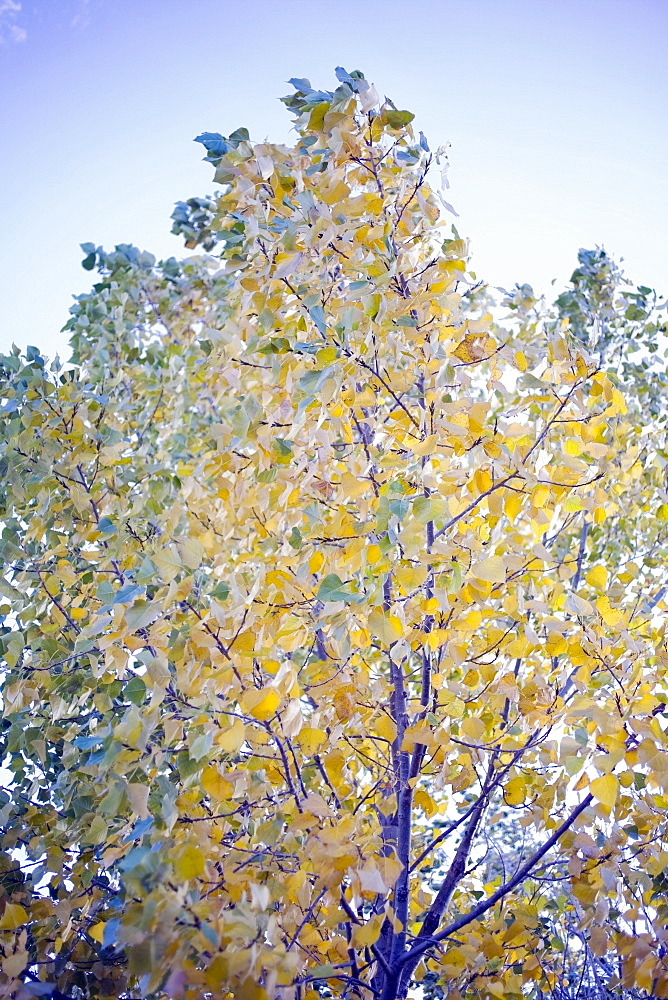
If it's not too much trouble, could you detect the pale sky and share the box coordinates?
[1,0,667,361]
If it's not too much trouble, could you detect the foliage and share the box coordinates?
[1,67,668,1000]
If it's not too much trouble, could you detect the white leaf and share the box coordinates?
[359,83,379,113]
[437,191,459,216]
[358,865,389,894]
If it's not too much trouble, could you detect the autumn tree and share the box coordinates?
[2,67,668,1000]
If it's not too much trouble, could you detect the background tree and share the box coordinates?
[1,68,668,1000]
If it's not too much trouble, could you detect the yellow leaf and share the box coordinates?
[401,722,434,752]
[409,434,438,456]
[589,926,609,956]
[375,714,397,742]
[596,596,624,628]
[367,609,403,646]
[572,771,589,792]
[531,483,550,508]
[302,792,333,818]
[505,775,527,805]
[294,726,327,755]
[316,346,337,365]
[215,718,246,753]
[564,438,583,456]
[395,563,427,590]
[0,903,28,930]
[350,914,383,950]
[471,555,505,584]
[413,788,438,817]
[453,334,489,363]
[244,687,281,721]
[474,468,493,493]
[504,493,523,522]
[514,350,528,371]
[658,504,668,523]
[442,947,468,974]
[586,566,608,590]
[233,630,256,656]
[461,716,486,741]
[201,766,234,801]
[545,634,567,656]
[453,610,482,631]
[609,387,626,414]
[174,845,206,880]
[341,470,368,498]
[425,628,449,649]
[236,978,267,1000]
[89,921,106,944]
[574,353,588,377]
[590,773,618,810]
[350,627,371,648]
[2,950,28,979]
[309,551,325,573]
[366,544,382,564]
[286,870,308,904]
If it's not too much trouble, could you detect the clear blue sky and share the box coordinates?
[1,0,667,360]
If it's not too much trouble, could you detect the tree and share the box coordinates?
[1,66,668,1000]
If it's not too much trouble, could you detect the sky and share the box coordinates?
[1,0,667,361]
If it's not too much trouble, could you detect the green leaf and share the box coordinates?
[189,729,213,762]
[125,676,147,706]
[273,437,293,457]
[384,109,415,129]
[288,77,311,93]
[316,573,353,603]
[310,964,335,980]
[125,599,162,632]
[308,304,326,335]
[288,527,302,549]
[299,364,334,394]
[194,132,228,156]
[389,498,409,519]
[113,583,144,604]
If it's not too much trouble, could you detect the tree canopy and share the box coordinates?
[1,67,668,1000]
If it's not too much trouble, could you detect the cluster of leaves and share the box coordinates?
[1,67,668,1000]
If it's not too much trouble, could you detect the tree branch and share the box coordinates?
[397,794,594,977]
